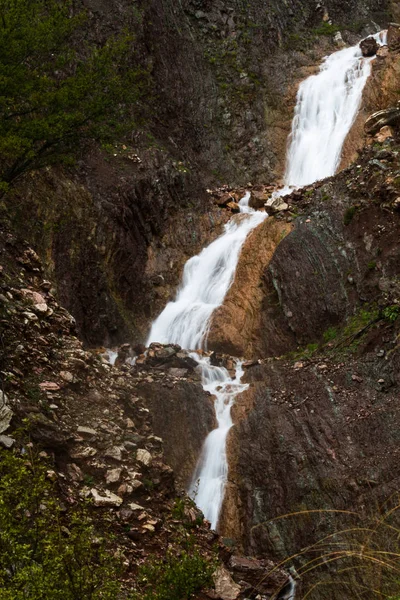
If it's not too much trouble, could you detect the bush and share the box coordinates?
[0,448,121,599]
[132,546,214,600]
[343,206,357,225]
[0,0,147,188]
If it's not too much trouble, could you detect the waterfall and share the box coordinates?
[281,30,387,192]
[146,32,386,532]
[147,194,267,528]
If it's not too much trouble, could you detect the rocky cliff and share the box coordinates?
[5,0,392,349]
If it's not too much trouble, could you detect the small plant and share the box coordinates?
[323,327,338,342]
[382,305,400,323]
[367,260,377,270]
[131,546,214,600]
[344,206,357,225]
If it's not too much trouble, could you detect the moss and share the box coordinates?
[344,206,357,226]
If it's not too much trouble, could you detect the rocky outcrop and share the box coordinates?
[360,36,379,56]
[207,218,293,357]
[135,344,217,487]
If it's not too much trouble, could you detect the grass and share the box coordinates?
[252,500,400,599]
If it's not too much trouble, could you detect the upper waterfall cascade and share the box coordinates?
[146,32,386,532]
[280,30,387,193]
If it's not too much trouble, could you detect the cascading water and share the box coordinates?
[281,30,387,193]
[147,194,266,528]
[146,32,387,534]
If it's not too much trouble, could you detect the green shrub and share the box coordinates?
[383,305,400,323]
[323,326,338,342]
[0,0,147,188]
[0,448,121,599]
[343,206,357,225]
[132,546,214,600]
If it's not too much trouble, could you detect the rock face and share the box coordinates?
[215,140,400,597]
[7,0,391,348]
[208,218,293,357]
[211,141,400,358]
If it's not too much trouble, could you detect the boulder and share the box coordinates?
[360,36,378,57]
[375,126,394,143]
[249,189,268,209]
[213,566,241,600]
[365,106,400,136]
[388,23,400,52]
[227,201,240,213]
[265,196,289,214]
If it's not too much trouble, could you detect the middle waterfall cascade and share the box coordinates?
[146,32,386,531]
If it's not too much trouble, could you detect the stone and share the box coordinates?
[0,434,15,448]
[136,449,152,467]
[365,107,400,136]
[34,303,48,313]
[213,566,241,600]
[129,502,144,511]
[168,368,188,377]
[39,381,60,391]
[250,190,268,209]
[375,126,394,143]
[77,426,97,438]
[90,488,123,507]
[104,446,123,461]
[359,36,378,57]
[227,201,240,213]
[0,392,13,434]
[105,468,122,484]
[60,371,74,382]
[388,23,400,52]
[265,197,289,214]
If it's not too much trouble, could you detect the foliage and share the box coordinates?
[255,501,400,599]
[0,0,147,187]
[132,543,214,600]
[0,448,121,599]
[323,326,337,342]
[343,206,357,225]
[312,22,340,36]
[382,304,400,323]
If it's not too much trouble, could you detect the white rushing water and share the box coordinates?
[146,32,386,532]
[147,197,266,352]
[147,194,266,528]
[281,30,387,192]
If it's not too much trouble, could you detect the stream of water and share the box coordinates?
[146,32,387,535]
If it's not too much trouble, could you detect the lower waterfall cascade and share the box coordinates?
[146,31,387,535]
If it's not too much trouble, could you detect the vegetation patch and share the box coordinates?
[0,447,121,599]
[131,542,215,600]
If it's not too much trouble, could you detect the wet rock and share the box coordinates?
[360,36,378,57]
[250,189,268,209]
[227,201,240,213]
[265,197,289,214]
[213,566,240,600]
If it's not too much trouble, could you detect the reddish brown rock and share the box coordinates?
[207,218,293,358]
